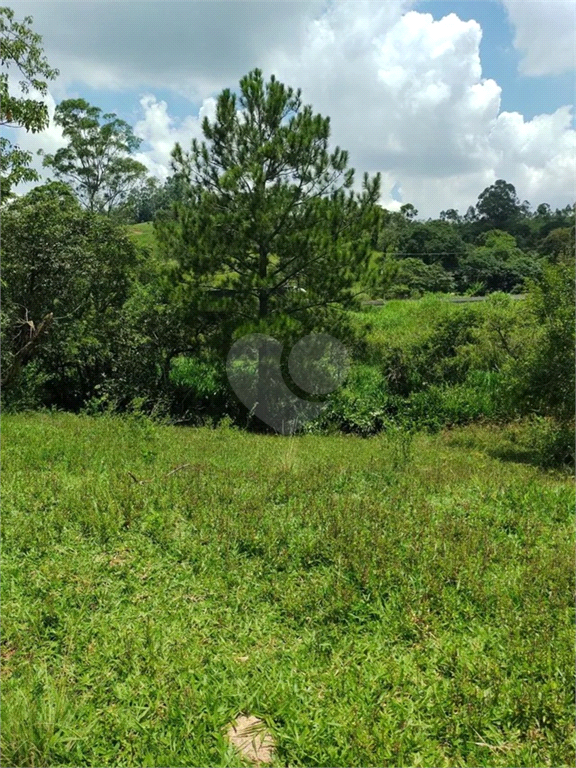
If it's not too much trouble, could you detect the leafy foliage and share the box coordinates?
[476,179,523,231]
[521,263,576,423]
[0,6,58,198]
[457,230,542,294]
[537,226,575,263]
[391,219,468,270]
[1,182,138,408]
[113,176,171,224]
[385,257,455,298]
[40,98,147,212]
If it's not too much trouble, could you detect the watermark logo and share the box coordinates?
[226,333,350,434]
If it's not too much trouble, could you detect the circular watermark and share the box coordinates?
[226,332,350,434]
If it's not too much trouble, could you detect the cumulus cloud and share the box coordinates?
[271,3,575,215]
[277,8,502,178]
[501,0,576,76]
[132,95,217,178]
[6,1,575,216]
[489,106,576,206]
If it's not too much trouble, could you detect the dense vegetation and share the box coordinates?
[2,181,574,463]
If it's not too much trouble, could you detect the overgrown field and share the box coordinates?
[2,413,574,767]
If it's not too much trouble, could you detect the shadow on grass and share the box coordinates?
[485,446,543,467]
[484,443,574,473]
[447,428,574,472]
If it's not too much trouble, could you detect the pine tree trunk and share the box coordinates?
[256,245,269,423]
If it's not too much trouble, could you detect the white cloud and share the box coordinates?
[501,0,576,76]
[271,3,575,215]
[132,95,217,179]
[276,8,503,180]
[489,106,576,205]
[6,1,575,216]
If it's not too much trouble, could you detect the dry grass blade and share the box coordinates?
[127,471,152,485]
[165,463,191,476]
[127,464,192,485]
[473,740,515,753]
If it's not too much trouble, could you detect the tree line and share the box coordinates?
[1,6,574,458]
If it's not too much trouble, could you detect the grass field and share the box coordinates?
[354,295,482,349]
[1,412,574,767]
[127,222,158,254]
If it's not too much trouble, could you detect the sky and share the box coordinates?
[5,0,576,218]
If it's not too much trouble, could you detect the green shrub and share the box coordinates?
[312,364,391,436]
[521,263,575,423]
[524,416,575,469]
[169,356,224,398]
[381,308,478,396]
[384,258,456,298]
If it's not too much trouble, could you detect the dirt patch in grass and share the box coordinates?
[226,715,275,766]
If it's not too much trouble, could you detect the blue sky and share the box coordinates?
[6,0,575,217]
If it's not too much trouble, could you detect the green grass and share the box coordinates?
[2,413,574,767]
[355,295,483,350]
[126,222,158,254]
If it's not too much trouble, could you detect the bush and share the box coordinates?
[311,364,391,436]
[381,308,478,396]
[520,263,575,423]
[1,183,138,410]
[401,378,497,432]
[525,416,575,469]
[168,356,232,423]
[384,258,456,298]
